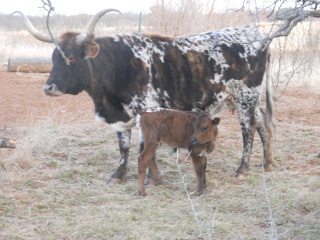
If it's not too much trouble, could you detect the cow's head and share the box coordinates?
[43,32,102,96]
[13,9,120,97]
[191,115,220,145]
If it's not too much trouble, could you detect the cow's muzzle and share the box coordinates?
[191,137,198,145]
[43,84,64,97]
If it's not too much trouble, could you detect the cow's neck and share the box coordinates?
[86,82,131,125]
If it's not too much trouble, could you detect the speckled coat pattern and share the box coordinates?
[43,25,273,178]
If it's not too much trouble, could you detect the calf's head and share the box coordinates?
[191,115,220,145]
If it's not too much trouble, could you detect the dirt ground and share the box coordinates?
[1,66,320,128]
[0,66,320,240]
[0,68,92,127]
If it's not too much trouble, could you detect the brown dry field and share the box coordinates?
[1,64,320,186]
[1,66,320,128]
[1,65,320,181]
[1,66,320,127]
[0,64,320,239]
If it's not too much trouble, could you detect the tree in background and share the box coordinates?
[146,0,320,94]
[146,0,271,36]
[3,0,320,93]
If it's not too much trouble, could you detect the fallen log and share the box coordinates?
[0,138,16,149]
[7,57,52,73]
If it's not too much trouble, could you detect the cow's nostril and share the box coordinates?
[43,84,54,92]
[43,83,63,96]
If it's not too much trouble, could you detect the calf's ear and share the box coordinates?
[212,117,220,125]
[85,42,100,58]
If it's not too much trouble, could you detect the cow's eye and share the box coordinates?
[68,55,75,62]
[202,127,208,132]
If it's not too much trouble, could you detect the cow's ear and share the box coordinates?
[212,117,220,125]
[85,42,100,58]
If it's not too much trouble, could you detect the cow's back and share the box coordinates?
[119,26,268,117]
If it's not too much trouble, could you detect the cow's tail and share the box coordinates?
[264,47,275,168]
[265,48,274,138]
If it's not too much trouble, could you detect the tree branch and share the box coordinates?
[41,0,70,65]
[261,0,320,48]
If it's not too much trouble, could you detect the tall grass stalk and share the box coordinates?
[261,161,279,240]
[175,149,215,240]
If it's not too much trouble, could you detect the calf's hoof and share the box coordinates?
[107,178,123,184]
[255,163,271,171]
[145,176,160,186]
[151,179,160,186]
[139,191,147,197]
[144,177,152,185]
[255,161,277,172]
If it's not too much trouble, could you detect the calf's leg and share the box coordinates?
[191,154,207,195]
[138,146,157,196]
[139,141,159,184]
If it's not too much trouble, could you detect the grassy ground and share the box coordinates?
[0,16,320,240]
[1,114,319,239]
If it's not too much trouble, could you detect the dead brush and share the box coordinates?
[0,118,105,186]
[4,119,58,171]
[0,119,319,239]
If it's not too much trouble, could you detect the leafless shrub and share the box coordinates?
[145,0,270,36]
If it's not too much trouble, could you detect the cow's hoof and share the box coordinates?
[197,189,207,196]
[235,172,247,179]
[107,178,122,184]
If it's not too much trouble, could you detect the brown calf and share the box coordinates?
[137,109,220,196]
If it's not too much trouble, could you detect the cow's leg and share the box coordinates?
[108,129,131,184]
[235,103,257,178]
[256,108,274,170]
[191,154,207,195]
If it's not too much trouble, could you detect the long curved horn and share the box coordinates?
[78,8,121,44]
[12,11,57,43]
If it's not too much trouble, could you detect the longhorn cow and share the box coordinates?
[14,9,274,182]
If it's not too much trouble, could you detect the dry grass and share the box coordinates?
[1,116,319,239]
[1,12,320,240]
[0,31,53,64]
